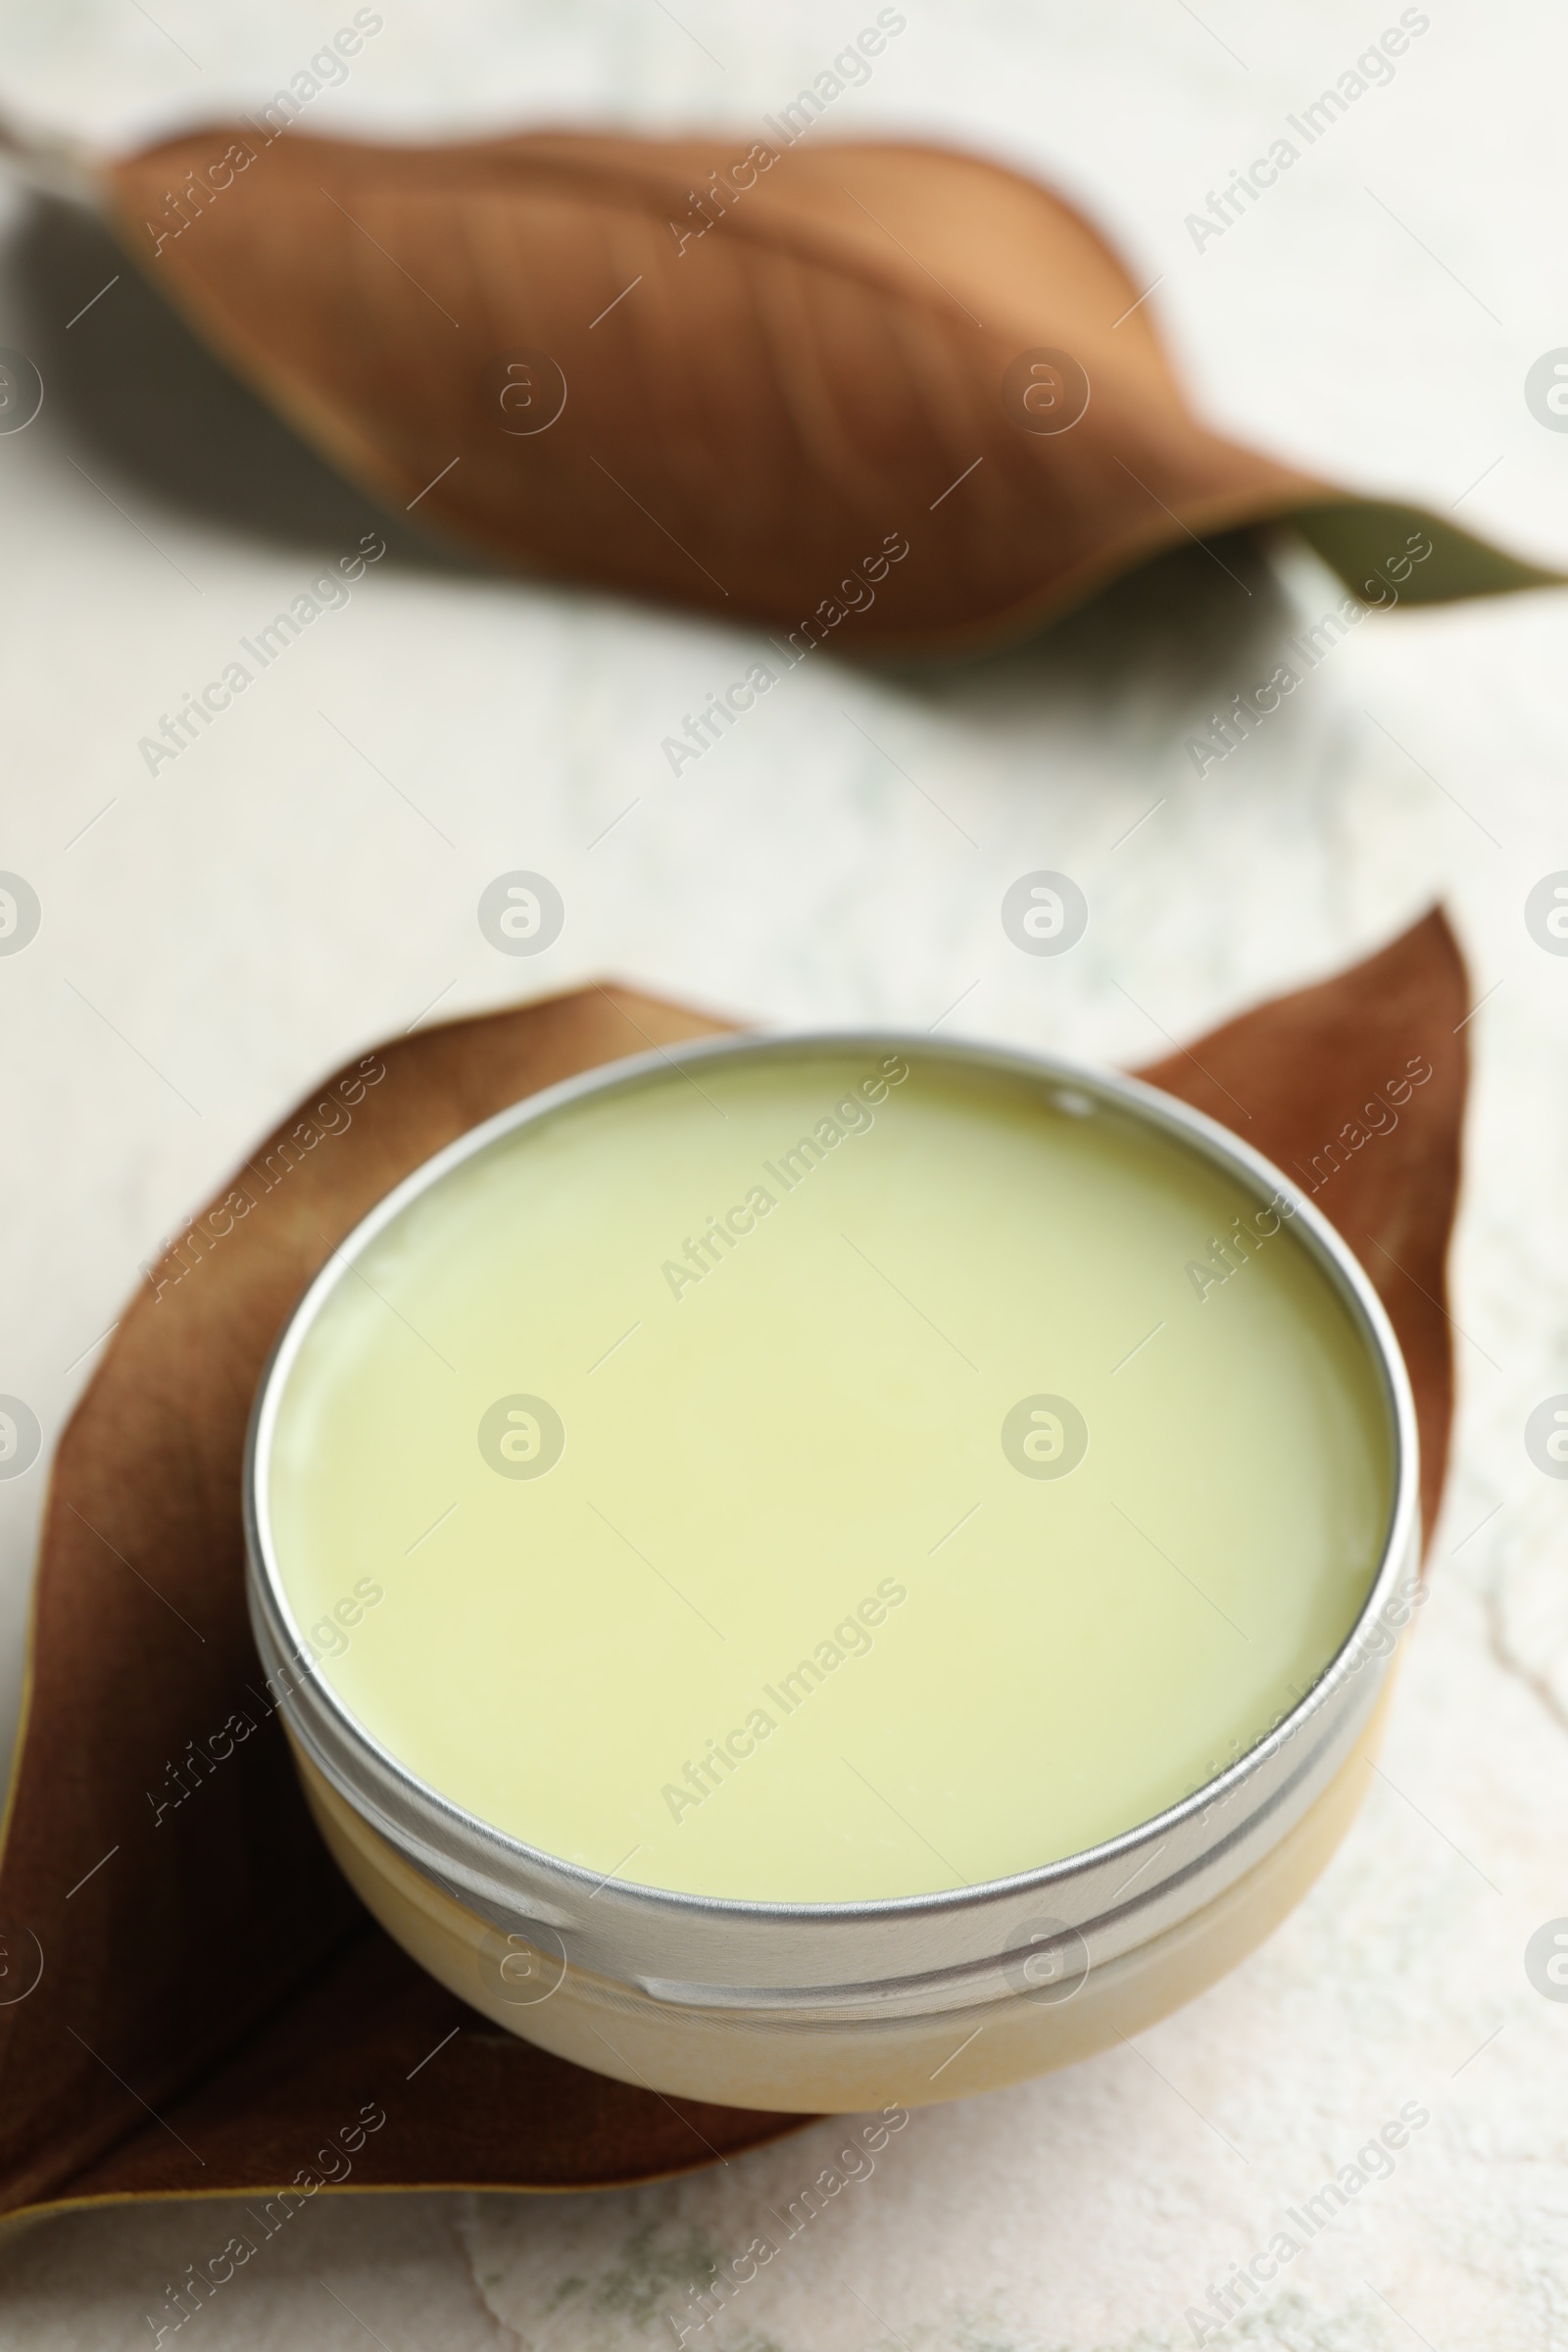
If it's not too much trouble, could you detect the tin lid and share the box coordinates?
[244,1032,1419,2009]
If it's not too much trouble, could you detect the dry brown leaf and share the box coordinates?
[96,124,1552,654]
[0,914,1465,2218]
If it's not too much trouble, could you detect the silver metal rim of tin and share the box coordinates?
[244,1030,1420,2017]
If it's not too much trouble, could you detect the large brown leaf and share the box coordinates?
[0,912,1465,2221]
[97,124,1552,654]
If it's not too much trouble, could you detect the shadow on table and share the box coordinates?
[6,193,471,574]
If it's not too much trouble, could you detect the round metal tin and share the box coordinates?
[244,1032,1419,2050]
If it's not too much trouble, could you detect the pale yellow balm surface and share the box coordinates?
[267,1052,1392,1904]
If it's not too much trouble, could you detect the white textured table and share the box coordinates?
[2,4,1566,2344]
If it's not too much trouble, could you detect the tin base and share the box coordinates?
[291,1682,1393,2116]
